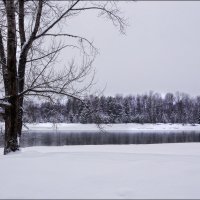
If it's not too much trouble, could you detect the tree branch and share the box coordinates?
[23,89,84,103]
[35,0,80,40]
[42,33,96,51]
[18,0,43,95]
[26,44,77,63]
[71,5,126,33]
[18,0,26,47]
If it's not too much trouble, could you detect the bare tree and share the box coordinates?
[0,0,126,154]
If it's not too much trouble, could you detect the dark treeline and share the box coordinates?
[22,92,200,124]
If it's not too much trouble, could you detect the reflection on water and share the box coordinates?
[1,131,200,147]
[9,131,200,147]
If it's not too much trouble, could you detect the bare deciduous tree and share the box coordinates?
[0,0,126,154]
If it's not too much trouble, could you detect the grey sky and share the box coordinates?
[58,1,200,97]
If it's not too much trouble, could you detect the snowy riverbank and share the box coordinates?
[0,123,199,133]
[0,143,200,199]
[22,123,200,132]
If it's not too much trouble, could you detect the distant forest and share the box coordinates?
[22,92,200,124]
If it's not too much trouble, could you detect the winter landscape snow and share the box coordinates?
[1,0,200,199]
[0,124,200,199]
[0,143,200,199]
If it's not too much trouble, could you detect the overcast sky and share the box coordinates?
[58,1,200,97]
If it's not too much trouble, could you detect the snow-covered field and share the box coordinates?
[23,123,200,132]
[0,143,200,199]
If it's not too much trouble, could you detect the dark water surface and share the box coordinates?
[1,130,200,147]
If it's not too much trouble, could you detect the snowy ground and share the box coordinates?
[22,123,200,132]
[0,143,200,199]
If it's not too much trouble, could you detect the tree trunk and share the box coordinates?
[4,0,19,154]
[4,98,19,155]
[17,96,24,138]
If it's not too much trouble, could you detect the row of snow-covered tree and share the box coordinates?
[22,92,200,124]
